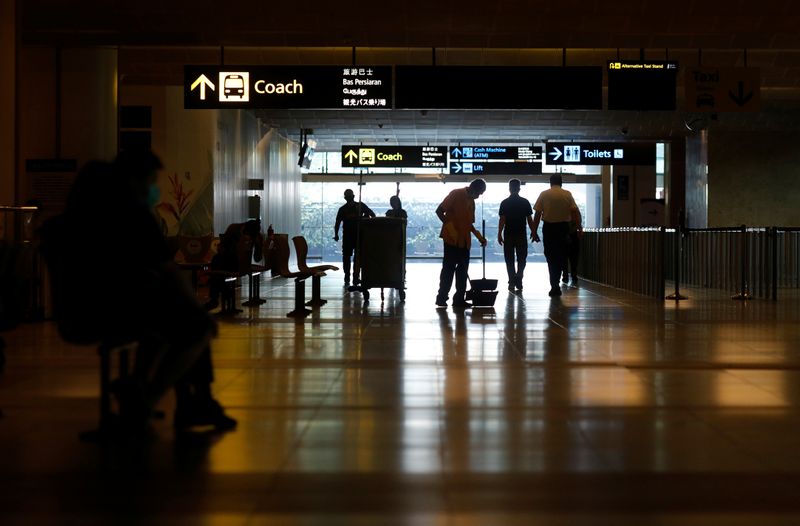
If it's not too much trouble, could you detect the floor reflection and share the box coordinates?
[2,262,800,523]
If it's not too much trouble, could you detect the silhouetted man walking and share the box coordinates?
[531,174,582,297]
[334,189,375,285]
[498,179,535,292]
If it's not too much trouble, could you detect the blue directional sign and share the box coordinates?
[546,142,655,166]
[449,162,542,176]
[449,146,542,161]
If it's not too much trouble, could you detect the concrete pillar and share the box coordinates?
[601,165,611,227]
[685,130,708,228]
[60,48,118,166]
[0,0,16,211]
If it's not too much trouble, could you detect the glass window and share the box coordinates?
[301,180,598,262]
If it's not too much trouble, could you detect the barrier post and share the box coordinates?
[771,227,778,301]
[732,224,752,300]
[666,225,687,300]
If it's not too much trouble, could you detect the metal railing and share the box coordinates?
[578,228,665,299]
[587,225,800,301]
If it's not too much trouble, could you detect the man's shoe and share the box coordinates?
[508,284,515,292]
[174,399,237,432]
[562,273,569,284]
[548,288,562,297]
[435,298,448,308]
[570,277,579,287]
[452,301,473,309]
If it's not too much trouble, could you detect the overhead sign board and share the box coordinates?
[395,66,602,110]
[546,142,656,166]
[684,67,760,112]
[449,146,543,161]
[341,146,447,168]
[607,61,678,111]
[184,66,392,109]
[449,162,542,176]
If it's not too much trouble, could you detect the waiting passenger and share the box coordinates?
[385,195,408,220]
[334,189,375,285]
[204,219,263,311]
[41,152,236,435]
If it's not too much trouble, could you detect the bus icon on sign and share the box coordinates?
[219,72,250,102]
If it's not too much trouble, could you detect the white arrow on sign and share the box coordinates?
[452,162,463,174]
[548,147,563,162]
[191,74,216,101]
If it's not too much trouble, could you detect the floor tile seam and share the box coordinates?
[254,368,348,508]
[211,368,252,396]
[622,363,800,371]
[579,281,698,323]
[571,420,627,471]
[721,369,796,399]
[684,406,782,473]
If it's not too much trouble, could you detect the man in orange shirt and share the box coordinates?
[435,179,488,308]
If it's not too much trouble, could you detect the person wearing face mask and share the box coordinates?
[41,151,236,436]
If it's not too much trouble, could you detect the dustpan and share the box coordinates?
[467,220,498,307]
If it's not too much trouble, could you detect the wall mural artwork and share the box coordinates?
[155,149,214,237]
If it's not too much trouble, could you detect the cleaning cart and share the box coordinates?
[353,216,406,302]
[466,220,498,307]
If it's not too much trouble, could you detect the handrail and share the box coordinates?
[0,206,39,212]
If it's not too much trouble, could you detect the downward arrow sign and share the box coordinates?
[548,147,563,162]
[729,81,754,107]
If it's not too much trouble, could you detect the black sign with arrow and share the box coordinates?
[341,146,447,168]
[449,162,542,176]
[546,142,656,166]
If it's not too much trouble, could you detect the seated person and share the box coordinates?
[41,152,236,434]
[385,195,408,220]
[204,220,263,311]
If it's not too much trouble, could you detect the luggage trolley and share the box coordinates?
[352,217,406,302]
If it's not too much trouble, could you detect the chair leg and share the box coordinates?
[287,278,312,318]
[242,271,266,306]
[220,278,242,314]
[306,273,327,307]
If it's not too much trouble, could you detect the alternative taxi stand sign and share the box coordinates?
[184,66,392,109]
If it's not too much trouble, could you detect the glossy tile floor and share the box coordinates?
[2,262,800,525]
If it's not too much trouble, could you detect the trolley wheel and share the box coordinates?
[363,289,370,301]
[399,289,406,302]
